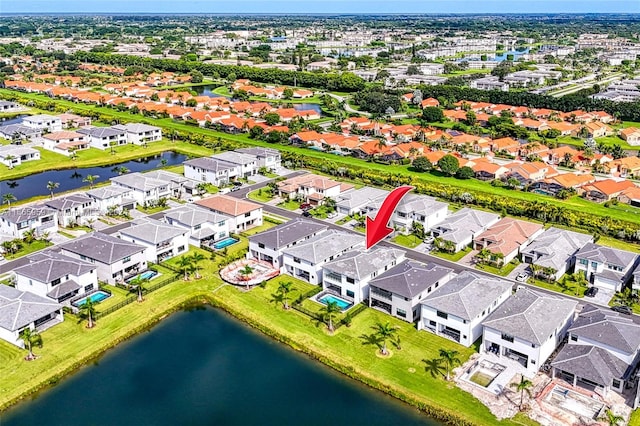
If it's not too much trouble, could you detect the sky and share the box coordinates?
[1,0,639,14]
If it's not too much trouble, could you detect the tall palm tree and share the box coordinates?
[238,264,254,280]
[46,181,60,199]
[277,280,294,310]
[190,252,206,279]
[510,374,534,411]
[320,300,341,332]
[4,154,16,169]
[79,297,97,328]
[439,349,462,381]
[176,256,193,281]
[373,322,400,355]
[19,327,42,360]
[599,409,624,426]
[2,193,16,207]
[424,357,446,378]
[129,274,149,302]
[83,174,100,189]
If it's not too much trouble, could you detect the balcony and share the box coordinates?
[371,288,393,301]
[156,241,172,251]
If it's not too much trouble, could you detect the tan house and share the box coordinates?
[473,218,544,265]
[620,127,640,146]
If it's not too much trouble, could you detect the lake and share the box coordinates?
[0,307,438,426]
[0,151,187,201]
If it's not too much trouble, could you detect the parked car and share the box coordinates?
[584,287,599,297]
[515,272,529,282]
[327,212,338,219]
[299,203,312,211]
[232,181,243,187]
[302,211,312,217]
[230,186,241,192]
[611,305,633,315]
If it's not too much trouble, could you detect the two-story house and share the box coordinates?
[44,193,98,228]
[77,126,128,150]
[195,195,262,232]
[210,151,259,178]
[234,147,281,172]
[321,247,406,304]
[473,218,544,265]
[369,260,454,323]
[335,187,389,216]
[110,173,171,206]
[430,208,501,253]
[112,123,162,145]
[419,271,512,347]
[367,194,448,235]
[277,174,353,205]
[118,218,189,263]
[248,218,328,269]
[481,288,577,376]
[183,157,240,187]
[59,232,148,285]
[163,205,232,248]
[22,114,62,132]
[0,205,58,238]
[574,243,637,291]
[86,186,136,215]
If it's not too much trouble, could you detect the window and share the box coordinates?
[429,320,436,326]
[436,311,448,319]
[245,212,251,217]
[396,308,407,318]
[501,333,514,343]
[613,379,621,388]
[591,261,598,268]
[346,290,354,298]
[29,279,32,286]
[123,256,131,263]
[194,224,201,230]
[530,360,536,365]
[346,277,355,284]
[178,245,185,252]
[293,257,300,264]
[258,243,265,249]
[570,334,578,342]
[51,278,61,286]
[85,284,94,292]
[579,259,588,265]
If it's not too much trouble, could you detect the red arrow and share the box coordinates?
[366,185,414,249]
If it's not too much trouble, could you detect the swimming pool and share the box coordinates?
[318,294,353,311]
[126,270,159,283]
[72,291,111,307]
[214,237,239,250]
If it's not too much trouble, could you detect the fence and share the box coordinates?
[289,287,368,331]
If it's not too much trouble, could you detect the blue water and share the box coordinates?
[294,103,322,114]
[127,270,158,283]
[72,291,110,307]
[319,295,352,310]
[0,114,28,126]
[213,237,239,250]
[492,48,530,62]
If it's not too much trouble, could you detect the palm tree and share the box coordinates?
[4,154,16,169]
[79,297,97,328]
[22,229,36,244]
[2,193,16,207]
[19,327,42,360]
[320,300,341,332]
[195,182,208,195]
[373,321,400,355]
[83,174,100,189]
[510,374,534,411]
[176,256,193,281]
[190,252,206,279]
[46,181,60,199]
[599,409,624,426]
[423,357,446,378]
[238,264,254,281]
[129,274,149,302]
[276,280,294,309]
[439,349,462,381]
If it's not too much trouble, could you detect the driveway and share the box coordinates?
[458,249,479,268]
[507,263,530,281]
[588,287,615,306]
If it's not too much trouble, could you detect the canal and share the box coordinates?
[0,307,438,426]
[0,152,187,201]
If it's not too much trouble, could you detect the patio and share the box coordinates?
[219,259,280,286]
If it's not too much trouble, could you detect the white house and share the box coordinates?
[0,145,40,168]
[119,218,189,263]
[210,151,259,178]
[44,193,98,228]
[321,247,406,304]
[195,195,263,232]
[0,124,42,142]
[22,114,62,132]
[281,230,363,285]
[110,173,171,206]
[14,250,98,303]
[367,194,448,235]
[235,147,281,171]
[183,157,240,187]
[86,186,136,215]
[164,204,232,248]
[59,232,148,285]
[0,285,63,348]
[335,186,389,216]
[430,208,501,253]
[481,288,577,376]
[77,126,128,150]
[574,243,637,292]
[277,173,352,205]
[248,218,328,269]
[369,260,454,323]
[419,271,512,347]
[0,205,58,238]
[112,123,162,145]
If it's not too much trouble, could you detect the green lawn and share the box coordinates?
[526,277,586,298]
[391,234,422,249]
[476,260,520,277]
[135,205,168,214]
[247,188,275,203]
[4,240,52,260]
[430,246,472,262]
[277,199,300,210]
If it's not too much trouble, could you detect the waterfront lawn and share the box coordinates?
[430,246,472,262]
[391,234,422,249]
[4,240,52,260]
[247,188,275,203]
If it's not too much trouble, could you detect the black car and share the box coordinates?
[302,211,311,217]
[584,287,599,297]
[611,305,633,315]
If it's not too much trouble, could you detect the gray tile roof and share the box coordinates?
[23,114,60,122]
[235,147,280,159]
[0,124,41,137]
[86,185,130,200]
[184,157,238,173]
[369,259,453,299]
[47,279,81,299]
[0,144,39,157]
[396,194,448,216]
[282,230,363,264]
[0,204,56,224]
[77,126,126,138]
[482,287,577,345]
[44,193,94,212]
[112,123,161,134]
[164,205,229,228]
[521,227,593,270]
[432,208,500,244]
[60,231,145,264]
[144,170,190,185]
[422,271,513,321]
[335,187,389,210]
[249,218,328,250]
[0,285,61,332]
[551,344,631,386]
[575,242,637,268]
[569,304,640,354]
[323,247,406,281]
[119,218,187,244]
[211,151,257,165]
[14,250,95,283]
[111,172,168,192]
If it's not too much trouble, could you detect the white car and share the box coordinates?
[515,272,529,282]
[327,212,338,219]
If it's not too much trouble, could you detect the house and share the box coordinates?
[532,173,596,196]
[235,147,281,171]
[618,186,640,207]
[41,131,90,155]
[248,218,328,269]
[0,205,58,238]
[0,285,63,348]
[77,126,128,150]
[112,123,162,145]
[605,156,640,178]
[110,172,171,206]
[0,144,40,168]
[277,174,352,205]
[335,186,389,216]
[370,260,454,323]
[321,247,406,304]
[430,208,501,253]
[574,243,637,291]
[22,114,62,132]
[164,204,232,248]
[0,124,42,142]
[195,194,262,231]
[367,194,448,235]
[481,287,578,376]
[521,227,593,281]
[59,232,148,285]
[572,122,614,139]
[473,218,544,265]
[506,161,556,186]
[44,193,98,228]
[58,113,91,129]
[0,100,24,112]
[620,127,640,146]
[86,185,136,215]
[281,231,363,285]
[14,250,97,303]
[183,157,240,187]
[419,271,513,347]
[552,305,640,397]
[144,170,199,200]
[118,218,189,263]
[581,179,637,202]
[211,151,259,178]
[471,159,509,180]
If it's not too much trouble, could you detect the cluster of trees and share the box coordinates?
[353,87,402,115]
